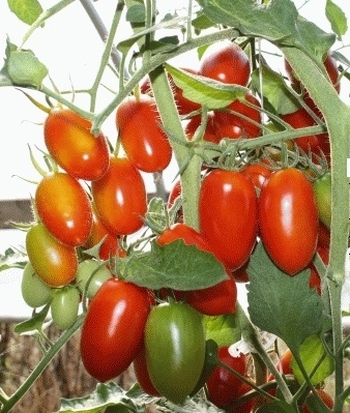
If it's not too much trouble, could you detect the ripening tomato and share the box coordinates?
[35,172,93,247]
[51,286,80,330]
[115,94,172,173]
[302,389,334,413]
[21,262,53,308]
[199,169,258,270]
[26,223,78,287]
[44,108,110,181]
[258,168,319,275]
[199,41,250,87]
[206,346,247,408]
[313,171,331,229]
[281,108,320,152]
[133,345,160,396]
[91,156,147,235]
[144,301,206,404]
[75,259,112,299]
[80,277,153,383]
[213,92,262,139]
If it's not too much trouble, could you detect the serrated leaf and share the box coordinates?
[58,382,155,413]
[155,391,225,412]
[326,0,348,39]
[251,64,300,115]
[7,0,43,25]
[291,334,334,385]
[197,0,335,63]
[256,400,296,413]
[202,313,241,347]
[246,242,324,350]
[164,63,246,109]
[122,240,228,291]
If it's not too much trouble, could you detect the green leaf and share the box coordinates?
[126,3,145,23]
[164,63,247,109]
[155,391,226,412]
[246,242,324,350]
[58,382,155,413]
[325,0,348,39]
[7,0,43,25]
[122,240,228,291]
[202,313,241,347]
[251,64,300,115]
[191,12,216,31]
[197,0,335,63]
[291,334,334,385]
[256,400,296,413]
[0,247,27,271]
[14,303,50,334]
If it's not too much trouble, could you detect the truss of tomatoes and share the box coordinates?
[20,39,336,409]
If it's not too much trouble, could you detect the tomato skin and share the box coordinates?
[199,170,258,270]
[213,92,262,139]
[199,41,250,87]
[21,262,53,308]
[51,286,80,330]
[26,223,78,287]
[206,346,247,408]
[44,108,110,181]
[133,345,160,396]
[313,171,331,229]
[258,168,319,275]
[75,259,112,299]
[35,172,93,247]
[241,163,273,191]
[115,94,172,173]
[145,301,206,404]
[80,277,152,383]
[302,389,334,413]
[91,156,147,235]
[185,112,221,144]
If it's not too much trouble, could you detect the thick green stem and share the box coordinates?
[281,46,350,413]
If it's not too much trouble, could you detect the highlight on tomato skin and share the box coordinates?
[44,108,110,181]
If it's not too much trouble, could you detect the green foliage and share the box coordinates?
[326,0,348,39]
[7,0,43,25]
[202,313,241,347]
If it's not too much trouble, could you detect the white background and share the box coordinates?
[0,0,349,321]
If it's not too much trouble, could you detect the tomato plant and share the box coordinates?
[26,223,78,287]
[21,261,53,308]
[199,169,258,270]
[313,170,331,229]
[51,286,81,330]
[75,259,112,299]
[115,94,172,172]
[35,172,93,247]
[144,301,206,404]
[258,167,319,275]
[91,155,147,235]
[44,108,110,181]
[80,277,153,383]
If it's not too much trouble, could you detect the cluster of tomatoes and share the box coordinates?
[20,39,337,411]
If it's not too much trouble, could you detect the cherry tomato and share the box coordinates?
[115,94,172,173]
[26,223,78,287]
[133,345,160,396]
[80,277,153,382]
[51,286,80,330]
[35,172,93,247]
[206,346,247,408]
[313,171,331,229]
[213,92,262,139]
[258,168,318,275]
[91,156,147,235]
[144,301,206,404]
[185,112,221,144]
[199,169,258,270]
[317,221,331,249]
[241,162,273,191]
[199,41,250,87]
[226,382,255,413]
[44,108,110,181]
[302,389,334,413]
[75,259,111,299]
[21,262,53,308]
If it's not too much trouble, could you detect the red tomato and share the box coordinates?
[241,163,273,191]
[258,168,319,275]
[115,94,172,173]
[199,169,258,270]
[35,172,92,247]
[226,382,255,413]
[206,346,247,408]
[281,107,320,152]
[157,223,237,315]
[167,179,183,223]
[133,345,160,396]
[80,277,153,382]
[91,156,147,235]
[213,92,262,139]
[44,108,110,181]
[199,41,250,87]
[302,389,334,413]
[26,223,78,287]
[185,112,221,144]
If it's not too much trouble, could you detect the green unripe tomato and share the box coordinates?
[144,301,206,404]
[75,259,111,299]
[51,286,80,330]
[313,171,331,229]
[21,262,53,308]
